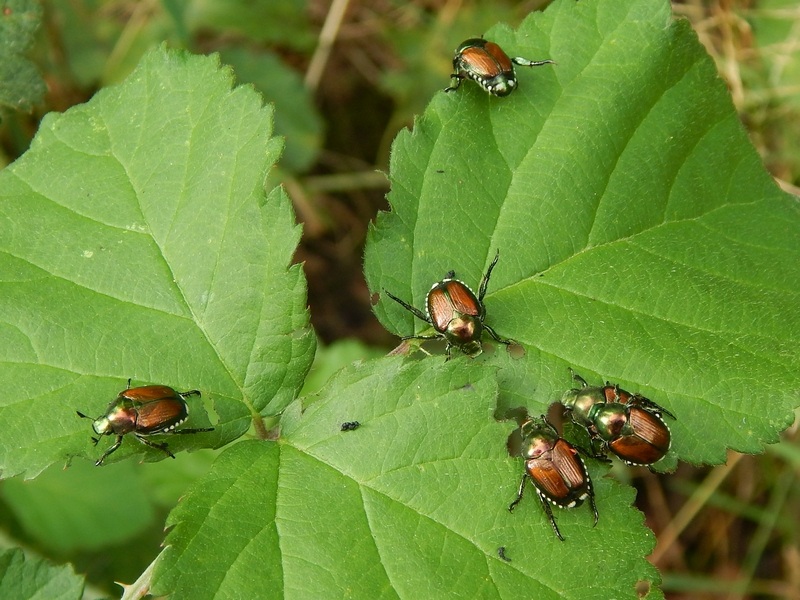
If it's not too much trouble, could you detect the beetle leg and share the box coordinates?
[444,74,464,92]
[588,487,599,527]
[538,494,565,541]
[478,250,500,301]
[179,389,201,398]
[483,324,512,346]
[135,435,176,459]
[510,57,555,68]
[398,333,441,358]
[651,402,676,421]
[95,435,124,466]
[575,443,611,463]
[508,473,528,512]
[631,394,676,420]
[659,405,676,420]
[399,333,439,342]
[399,335,441,356]
[385,290,432,325]
[589,436,607,458]
[172,427,214,434]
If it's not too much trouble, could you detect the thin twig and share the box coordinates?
[305,0,352,93]
[650,451,743,566]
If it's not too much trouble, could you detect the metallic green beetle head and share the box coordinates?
[561,385,605,428]
[90,415,111,436]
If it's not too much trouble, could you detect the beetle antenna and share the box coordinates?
[568,368,588,388]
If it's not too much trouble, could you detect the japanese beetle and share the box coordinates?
[561,371,674,467]
[445,38,554,97]
[385,251,512,358]
[77,380,214,466]
[507,414,598,541]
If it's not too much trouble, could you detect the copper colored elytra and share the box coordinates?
[77,381,213,466]
[460,42,514,75]
[561,371,675,467]
[507,414,599,541]
[445,38,554,97]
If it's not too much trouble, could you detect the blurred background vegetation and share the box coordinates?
[1,1,798,598]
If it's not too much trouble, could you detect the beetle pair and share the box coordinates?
[445,38,554,97]
[385,251,512,358]
[77,380,213,466]
[561,371,675,467]
[508,374,675,540]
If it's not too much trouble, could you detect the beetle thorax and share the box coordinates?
[521,435,552,461]
[445,315,483,356]
[101,401,139,435]
[592,403,629,441]
[447,315,478,341]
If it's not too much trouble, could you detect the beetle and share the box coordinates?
[385,250,512,358]
[560,371,674,466]
[507,414,599,541]
[445,38,554,97]
[77,380,214,466]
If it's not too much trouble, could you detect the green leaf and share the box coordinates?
[299,338,387,398]
[154,358,658,599]
[0,0,46,111]
[219,47,324,173]
[0,548,83,600]
[0,47,315,477]
[364,0,800,469]
[140,447,218,508]
[1,461,154,552]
